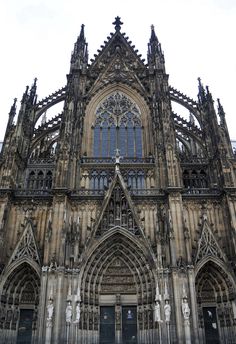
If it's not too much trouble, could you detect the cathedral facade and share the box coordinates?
[0,17,236,344]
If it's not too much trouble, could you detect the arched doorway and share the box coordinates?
[0,262,40,344]
[195,260,236,344]
[80,229,155,344]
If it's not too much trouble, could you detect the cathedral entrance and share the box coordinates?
[195,260,236,343]
[0,262,40,344]
[99,305,137,344]
[122,306,137,344]
[80,230,156,343]
[202,307,220,344]
[100,306,116,344]
[16,309,34,344]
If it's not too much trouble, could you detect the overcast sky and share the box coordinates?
[0,0,235,140]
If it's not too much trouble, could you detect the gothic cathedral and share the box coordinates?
[0,17,236,344]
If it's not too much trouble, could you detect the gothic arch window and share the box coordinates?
[36,171,44,189]
[45,171,53,189]
[28,171,35,189]
[93,92,143,157]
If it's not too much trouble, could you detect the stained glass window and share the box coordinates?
[93,92,143,157]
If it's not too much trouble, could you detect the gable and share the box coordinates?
[87,29,147,96]
[7,220,41,267]
[195,217,226,264]
[95,172,141,236]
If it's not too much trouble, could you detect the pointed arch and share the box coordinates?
[0,261,40,343]
[78,228,156,333]
[82,84,152,157]
[195,258,236,343]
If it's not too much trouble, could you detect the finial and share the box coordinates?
[217,98,224,114]
[197,77,206,104]
[9,97,17,111]
[150,24,158,42]
[9,98,17,115]
[113,16,123,31]
[217,98,226,124]
[79,24,85,40]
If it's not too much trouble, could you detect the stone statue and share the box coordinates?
[164,300,171,322]
[46,298,54,327]
[66,301,72,323]
[182,298,190,320]
[74,302,81,324]
[154,301,162,322]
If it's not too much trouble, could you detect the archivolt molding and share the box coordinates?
[195,257,236,300]
[0,220,41,290]
[79,228,156,306]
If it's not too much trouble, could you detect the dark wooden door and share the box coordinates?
[100,306,115,344]
[203,307,220,344]
[17,309,34,344]
[122,306,137,344]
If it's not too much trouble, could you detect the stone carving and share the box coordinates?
[66,301,72,323]
[8,220,40,266]
[195,215,225,263]
[154,301,162,322]
[74,302,81,324]
[46,299,54,327]
[182,298,190,320]
[164,300,171,322]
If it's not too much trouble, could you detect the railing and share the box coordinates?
[179,156,208,164]
[14,189,53,197]
[27,157,55,165]
[130,189,164,196]
[81,157,155,164]
[71,189,105,197]
[11,187,222,198]
[182,188,221,195]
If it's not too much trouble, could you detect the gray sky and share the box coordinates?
[0,0,236,139]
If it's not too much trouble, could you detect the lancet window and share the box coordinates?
[93,92,143,158]
[27,169,53,190]
[183,169,208,191]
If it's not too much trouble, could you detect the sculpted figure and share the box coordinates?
[46,299,54,327]
[164,300,171,322]
[74,302,81,323]
[182,298,190,320]
[154,301,161,322]
[66,301,72,323]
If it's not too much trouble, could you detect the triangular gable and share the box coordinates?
[87,30,146,95]
[88,52,146,96]
[195,217,226,264]
[91,170,142,237]
[90,30,145,72]
[7,219,41,267]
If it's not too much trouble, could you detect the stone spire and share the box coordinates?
[197,77,206,104]
[70,24,88,70]
[7,98,17,128]
[147,24,165,70]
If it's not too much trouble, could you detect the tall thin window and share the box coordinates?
[93,92,143,157]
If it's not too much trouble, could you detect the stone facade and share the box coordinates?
[0,17,236,344]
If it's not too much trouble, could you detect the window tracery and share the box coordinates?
[93,92,143,157]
